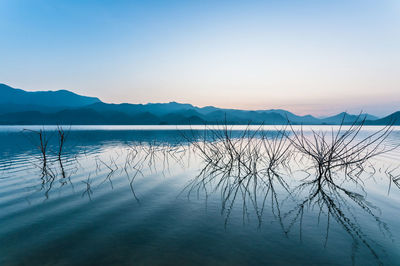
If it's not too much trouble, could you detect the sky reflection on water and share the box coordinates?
[0,126,399,265]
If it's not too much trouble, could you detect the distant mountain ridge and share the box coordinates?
[365,111,400,125]
[0,83,101,108]
[0,83,397,125]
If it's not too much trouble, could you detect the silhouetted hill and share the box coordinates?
[86,103,317,124]
[0,103,66,114]
[320,112,379,124]
[0,83,391,125]
[0,84,101,111]
[366,111,400,125]
[0,110,162,125]
[255,109,320,124]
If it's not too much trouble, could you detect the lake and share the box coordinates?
[0,125,399,265]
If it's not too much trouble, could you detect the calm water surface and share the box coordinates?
[0,125,399,265]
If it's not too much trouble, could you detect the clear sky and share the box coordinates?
[0,0,399,116]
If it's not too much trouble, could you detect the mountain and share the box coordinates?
[366,111,400,125]
[320,112,379,124]
[0,110,163,125]
[255,109,320,124]
[86,103,317,124]
[0,83,390,125]
[0,83,101,111]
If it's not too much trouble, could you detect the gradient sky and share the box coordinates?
[0,0,399,116]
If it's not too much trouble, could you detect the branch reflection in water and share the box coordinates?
[13,122,400,264]
[181,121,398,265]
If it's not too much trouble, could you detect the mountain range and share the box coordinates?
[0,83,397,125]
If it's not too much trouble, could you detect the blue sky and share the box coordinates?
[0,0,399,116]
